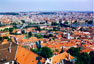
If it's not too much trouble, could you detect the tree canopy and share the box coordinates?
[35,34,43,38]
[89,51,94,64]
[80,52,90,64]
[36,26,41,31]
[40,47,53,58]
[22,30,25,34]
[28,32,32,37]
[68,47,90,64]
[67,47,81,57]
[9,28,14,34]
[51,22,58,26]
[30,48,38,54]
[64,21,68,24]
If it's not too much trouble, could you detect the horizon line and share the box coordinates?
[0,10,94,13]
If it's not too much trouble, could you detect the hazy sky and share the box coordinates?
[0,0,93,12]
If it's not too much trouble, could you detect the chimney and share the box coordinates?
[33,43,35,49]
[8,42,12,53]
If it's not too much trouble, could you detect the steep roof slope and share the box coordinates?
[52,52,75,64]
[0,43,17,64]
[16,46,45,64]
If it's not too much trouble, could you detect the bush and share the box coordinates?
[35,34,43,38]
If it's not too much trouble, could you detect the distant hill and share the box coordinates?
[0,12,19,15]
[39,12,57,15]
[0,11,93,15]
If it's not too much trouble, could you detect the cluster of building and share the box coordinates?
[0,12,93,25]
[0,12,94,64]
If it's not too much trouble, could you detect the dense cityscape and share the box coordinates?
[0,11,94,64]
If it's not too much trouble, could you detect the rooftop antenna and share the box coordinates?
[9,36,18,44]
[8,41,12,53]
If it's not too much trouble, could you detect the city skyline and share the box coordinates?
[0,0,93,12]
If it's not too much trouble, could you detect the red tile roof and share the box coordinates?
[16,46,45,64]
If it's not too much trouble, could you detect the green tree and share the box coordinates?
[43,34,49,38]
[36,26,41,31]
[28,32,32,37]
[49,34,53,37]
[9,28,14,34]
[51,22,58,26]
[4,28,9,31]
[30,48,38,54]
[3,36,12,41]
[3,36,9,39]
[21,20,25,23]
[22,46,28,48]
[55,49,59,52]
[64,21,68,24]
[53,27,59,31]
[11,22,17,25]
[68,47,90,64]
[0,37,3,41]
[80,52,90,64]
[89,51,94,64]
[22,30,25,34]
[40,47,53,59]
[67,47,81,57]
[40,22,45,24]
[75,60,84,64]
[35,34,43,38]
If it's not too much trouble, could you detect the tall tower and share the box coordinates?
[67,19,72,40]
[67,27,70,39]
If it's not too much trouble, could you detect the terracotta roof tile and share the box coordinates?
[52,52,75,64]
[16,46,45,64]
